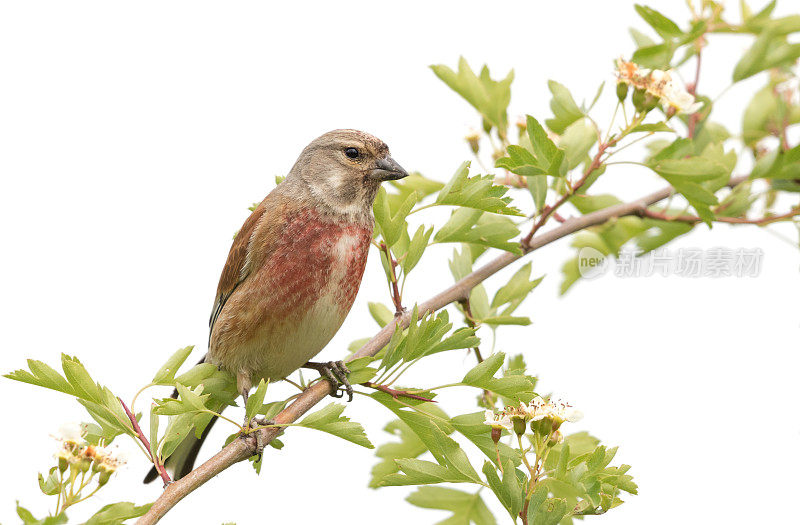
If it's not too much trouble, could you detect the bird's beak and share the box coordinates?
[371,156,409,181]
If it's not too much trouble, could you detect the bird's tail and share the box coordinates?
[144,355,220,484]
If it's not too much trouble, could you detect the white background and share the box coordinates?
[1,1,798,524]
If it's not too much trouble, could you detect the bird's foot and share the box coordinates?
[247,417,277,456]
[303,360,353,401]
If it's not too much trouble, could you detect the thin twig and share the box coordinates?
[379,241,404,315]
[118,397,171,487]
[136,174,748,525]
[687,49,703,139]
[361,382,436,402]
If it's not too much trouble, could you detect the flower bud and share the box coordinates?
[530,418,552,436]
[512,416,527,436]
[491,427,502,444]
[98,470,111,487]
[643,92,660,112]
[515,116,527,138]
[616,82,629,102]
[58,457,68,473]
[632,88,647,112]
[465,130,480,154]
[547,430,563,447]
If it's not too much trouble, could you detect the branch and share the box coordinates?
[638,207,800,225]
[521,135,619,247]
[118,397,171,487]
[137,174,747,524]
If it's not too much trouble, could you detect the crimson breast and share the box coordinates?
[250,209,372,327]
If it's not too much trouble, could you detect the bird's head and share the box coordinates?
[288,129,408,218]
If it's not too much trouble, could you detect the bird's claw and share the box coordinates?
[305,360,353,401]
[247,417,276,457]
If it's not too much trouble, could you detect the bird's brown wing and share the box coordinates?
[209,200,266,335]
[208,191,292,338]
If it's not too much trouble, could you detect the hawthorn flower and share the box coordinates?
[99,449,126,473]
[615,58,702,114]
[483,410,513,431]
[524,396,582,435]
[648,69,703,114]
[541,398,583,425]
[615,57,651,90]
[53,423,87,472]
[56,423,85,445]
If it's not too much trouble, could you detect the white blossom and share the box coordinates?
[483,410,513,431]
[615,58,703,114]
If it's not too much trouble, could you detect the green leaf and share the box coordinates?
[152,346,194,384]
[370,419,428,488]
[742,85,789,147]
[297,403,373,448]
[527,174,548,214]
[495,145,548,177]
[561,119,597,170]
[245,378,269,422]
[483,461,524,520]
[527,486,568,525]
[84,502,153,525]
[570,193,623,214]
[451,412,521,467]
[434,209,521,254]
[149,407,159,460]
[527,115,564,174]
[751,144,800,180]
[431,57,514,134]
[5,359,74,395]
[634,4,683,37]
[158,413,196,460]
[38,468,60,496]
[369,391,454,466]
[630,27,656,47]
[631,122,673,133]
[373,187,417,247]
[153,384,211,416]
[16,503,68,525]
[649,156,729,180]
[463,352,504,384]
[407,487,497,525]
[734,32,800,81]
[384,458,475,486]
[173,362,217,388]
[435,161,523,216]
[632,43,674,69]
[386,173,444,211]
[481,262,542,314]
[545,80,584,134]
[402,225,434,275]
[462,352,536,402]
[368,302,394,328]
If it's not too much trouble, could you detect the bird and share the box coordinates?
[145,129,408,482]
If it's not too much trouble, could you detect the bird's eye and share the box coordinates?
[344,147,360,159]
